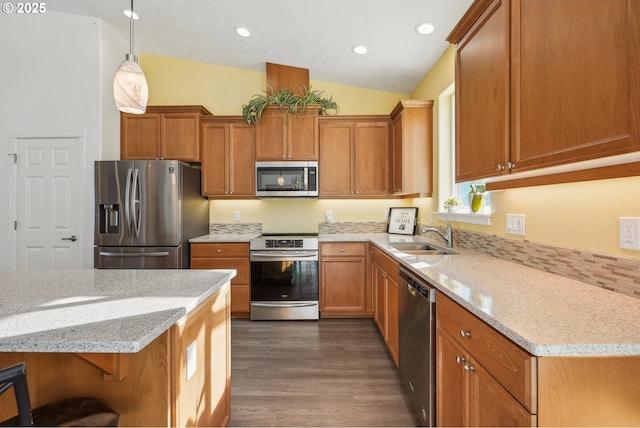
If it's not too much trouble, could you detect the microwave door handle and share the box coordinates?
[303,167,308,189]
[124,168,133,238]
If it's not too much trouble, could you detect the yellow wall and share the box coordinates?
[410,47,640,258]
[139,53,418,230]
[140,52,640,258]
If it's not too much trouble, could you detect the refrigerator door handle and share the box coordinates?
[124,168,133,238]
[99,251,170,257]
[131,168,141,238]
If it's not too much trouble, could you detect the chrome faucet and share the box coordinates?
[420,219,452,248]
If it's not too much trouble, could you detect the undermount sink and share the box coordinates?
[390,243,458,255]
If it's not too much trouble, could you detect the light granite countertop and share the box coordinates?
[0,269,235,353]
[189,233,260,243]
[319,233,640,357]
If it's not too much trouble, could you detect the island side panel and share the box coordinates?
[537,356,640,426]
[172,281,231,427]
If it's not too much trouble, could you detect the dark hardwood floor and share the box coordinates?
[229,318,417,427]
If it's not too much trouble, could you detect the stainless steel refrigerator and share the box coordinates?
[94,160,209,269]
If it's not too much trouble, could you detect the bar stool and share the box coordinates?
[0,362,119,426]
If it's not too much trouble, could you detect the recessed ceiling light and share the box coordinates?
[352,45,368,55]
[123,10,139,20]
[415,22,435,35]
[235,27,251,38]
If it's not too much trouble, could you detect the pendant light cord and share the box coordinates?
[129,0,134,56]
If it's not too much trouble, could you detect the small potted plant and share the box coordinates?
[443,196,464,212]
[469,184,487,213]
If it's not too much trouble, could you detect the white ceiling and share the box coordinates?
[47,0,473,94]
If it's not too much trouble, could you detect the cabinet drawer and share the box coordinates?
[437,294,537,413]
[321,242,366,257]
[191,242,249,258]
[190,258,249,284]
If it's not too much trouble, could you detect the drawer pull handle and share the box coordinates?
[460,330,471,338]
[456,355,466,364]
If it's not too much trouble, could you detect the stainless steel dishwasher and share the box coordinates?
[398,266,436,427]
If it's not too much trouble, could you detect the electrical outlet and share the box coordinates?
[325,210,333,222]
[233,211,240,222]
[506,214,525,236]
[619,217,640,250]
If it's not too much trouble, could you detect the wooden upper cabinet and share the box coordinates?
[391,100,434,196]
[453,0,511,182]
[120,105,211,162]
[318,116,391,198]
[201,117,255,198]
[255,105,319,160]
[450,0,640,183]
[511,0,640,171]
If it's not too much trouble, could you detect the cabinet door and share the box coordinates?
[354,121,391,196]
[391,111,404,193]
[455,0,510,182]
[511,0,640,171]
[469,357,535,427]
[287,109,319,160]
[228,122,255,197]
[161,113,201,161]
[255,108,287,160]
[120,113,161,159]
[372,263,386,335]
[386,274,399,367]
[436,328,469,428]
[320,256,366,316]
[201,121,229,196]
[319,120,353,196]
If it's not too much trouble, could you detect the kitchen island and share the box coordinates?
[0,269,235,427]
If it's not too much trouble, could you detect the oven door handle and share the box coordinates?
[250,252,318,260]
[251,302,318,308]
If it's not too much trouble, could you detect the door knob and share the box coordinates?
[61,235,77,242]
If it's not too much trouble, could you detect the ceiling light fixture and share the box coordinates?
[235,27,251,38]
[352,45,368,55]
[415,22,435,35]
[113,0,148,114]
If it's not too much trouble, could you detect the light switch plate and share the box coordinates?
[619,217,640,250]
[506,214,526,236]
[325,210,333,222]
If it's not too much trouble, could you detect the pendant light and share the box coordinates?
[113,0,148,114]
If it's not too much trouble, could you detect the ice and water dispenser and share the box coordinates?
[98,204,120,234]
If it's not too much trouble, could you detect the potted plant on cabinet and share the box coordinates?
[241,85,339,125]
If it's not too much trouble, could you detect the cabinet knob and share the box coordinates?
[496,163,505,171]
[380,273,387,278]
[217,249,222,253]
[456,355,466,364]
[460,330,471,338]
[508,161,516,169]
[341,248,345,252]
[464,364,475,372]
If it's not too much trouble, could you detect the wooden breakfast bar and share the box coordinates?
[0,269,235,427]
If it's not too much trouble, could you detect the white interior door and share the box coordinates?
[16,137,84,269]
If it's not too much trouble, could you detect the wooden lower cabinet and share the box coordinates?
[371,246,399,367]
[436,292,640,426]
[320,242,370,317]
[190,242,251,318]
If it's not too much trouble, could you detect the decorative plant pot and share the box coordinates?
[470,194,483,213]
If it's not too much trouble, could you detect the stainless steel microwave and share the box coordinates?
[255,161,319,198]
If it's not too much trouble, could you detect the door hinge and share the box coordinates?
[14,221,17,231]
[8,153,17,164]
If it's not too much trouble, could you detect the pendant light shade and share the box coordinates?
[113,0,148,114]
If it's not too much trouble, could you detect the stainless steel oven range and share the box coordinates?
[249,234,319,320]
